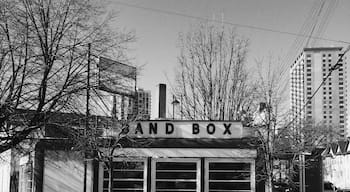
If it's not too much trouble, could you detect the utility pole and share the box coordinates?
[299,152,310,192]
[83,43,91,192]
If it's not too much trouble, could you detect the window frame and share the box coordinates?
[204,158,255,192]
[99,158,148,192]
[151,158,201,192]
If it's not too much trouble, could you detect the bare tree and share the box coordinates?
[0,0,135,153]
[175,22,254,120]
[251,58,341,192]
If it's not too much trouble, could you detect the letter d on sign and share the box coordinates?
[166,123,174,134]
[192,123,199,134]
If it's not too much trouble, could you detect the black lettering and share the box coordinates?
[135,123,143,134]
[192,123,200,134]
[207,123,215,135]
[166,123,174,134]
[149,123,157,134]
[223,123,232,135]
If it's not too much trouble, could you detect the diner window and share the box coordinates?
[205,159,254,192]
[102,159,147,192]
[152,158,200,192]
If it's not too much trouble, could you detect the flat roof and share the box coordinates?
[303,47,343,52]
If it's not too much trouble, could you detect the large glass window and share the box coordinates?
[101,159,147,192]
[152,158,200,192]
[205,159,254,192]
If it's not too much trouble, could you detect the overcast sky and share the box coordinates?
[107,0,350,118]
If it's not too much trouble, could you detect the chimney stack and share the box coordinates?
[158,84,166,118]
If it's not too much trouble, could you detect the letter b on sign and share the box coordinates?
[192,123,199,134]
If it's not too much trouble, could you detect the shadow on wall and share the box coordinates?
[43,150,92,192]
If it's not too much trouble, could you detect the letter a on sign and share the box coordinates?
[135,123,143,134]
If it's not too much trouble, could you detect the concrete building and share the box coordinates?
[290,47,348,137]
[133,88,151,120]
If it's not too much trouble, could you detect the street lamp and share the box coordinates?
[171,95,180,120]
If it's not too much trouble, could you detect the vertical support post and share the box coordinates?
[84,43,91,192]
[299,153,306,192]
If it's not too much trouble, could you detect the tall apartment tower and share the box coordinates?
[134,88,151,119]
[290,47,348,137]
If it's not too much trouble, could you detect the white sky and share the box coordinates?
[107,0,350,119]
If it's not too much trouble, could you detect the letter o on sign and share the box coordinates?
[207,123,215,135]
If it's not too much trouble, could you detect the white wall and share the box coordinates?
[43,150,92,192]
[324,154,350,190]
[0,150,11,192]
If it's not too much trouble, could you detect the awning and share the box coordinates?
[109,148,257,158]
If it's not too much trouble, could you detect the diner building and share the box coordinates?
[0,120,258,192]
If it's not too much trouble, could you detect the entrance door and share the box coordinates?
[151,158,201,192]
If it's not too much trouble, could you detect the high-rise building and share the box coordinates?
[133,88,151,119]
[290,47,348,137]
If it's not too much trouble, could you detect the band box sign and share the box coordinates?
[129,121,244,139]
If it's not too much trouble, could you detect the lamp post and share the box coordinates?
[171,95,180,120]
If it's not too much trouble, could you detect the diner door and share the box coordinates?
[151,158,201,192]
[205,158,255,192]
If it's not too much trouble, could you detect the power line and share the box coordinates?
[114,1,350,44]
[278,0,338,93]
